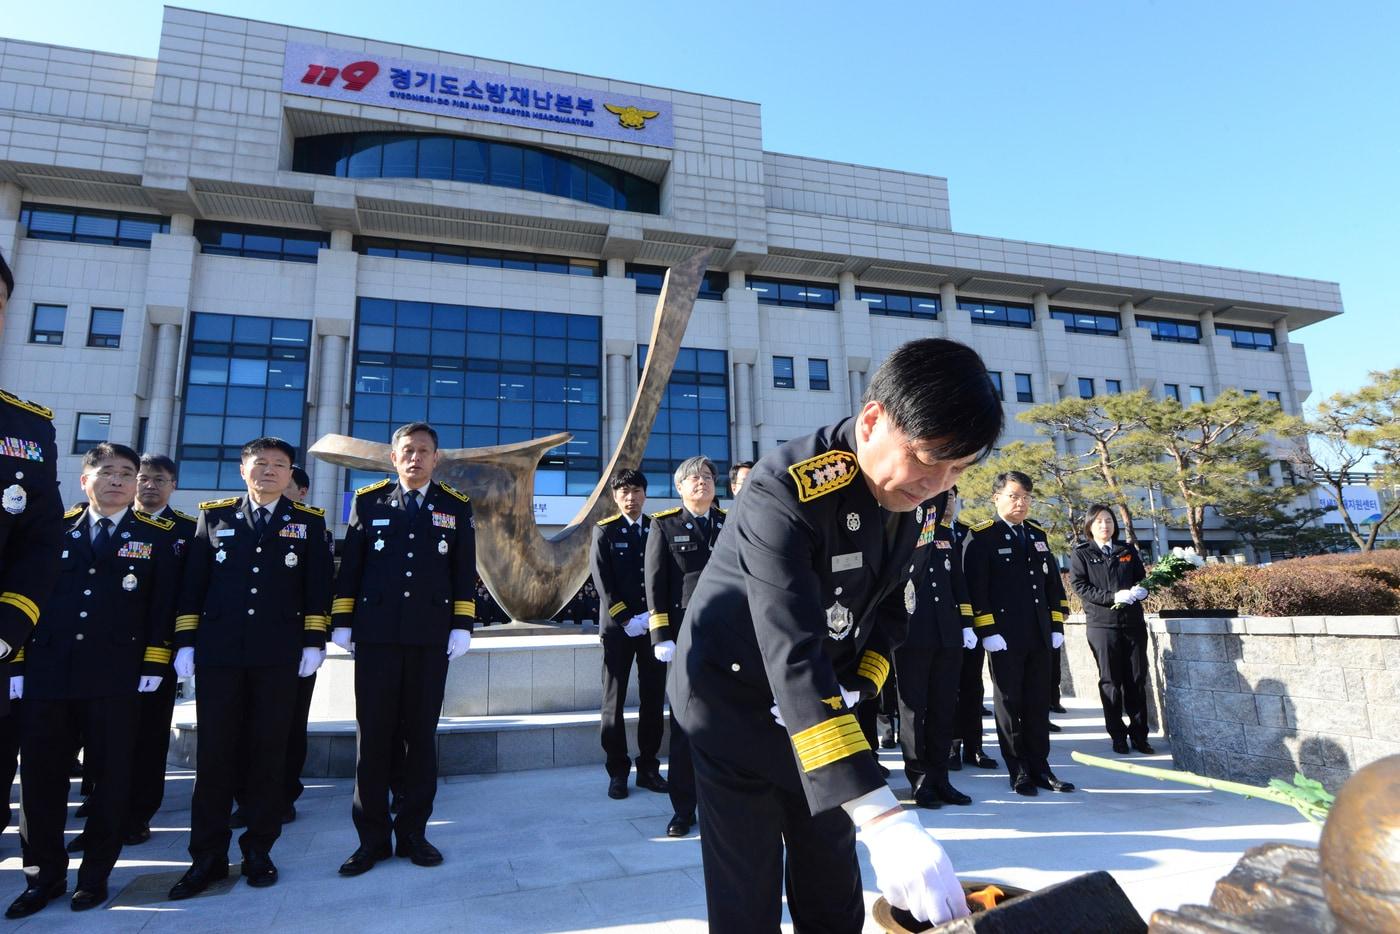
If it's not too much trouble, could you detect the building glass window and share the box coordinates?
[988,371,1004,401]
[1105,379,1122,394]
[773,356,795,389]
[959,299,1034,329]
[1078,378,1095,399]
[19,203,169,248]
[1164,383,1181,402]
[1015,373,1034,403]
[625,264,727,300]
[808,358,830,391]
[293,132,660,214]
[747,279,836,309]
[1189,385,1206,404]
[1050,308,1121,336]
[358,237,601,277]
[349,300,602,496]
[1267,391,1283,404]
[1137,316,1202,344]
[195,221,329,263]
[72,413,110,454]
[1216,324,1277,351]
[1243,388,1258,396]
[856,288,940,319]
[86,308,124,348]
[178,313,311,490]
[29,304,66,344]
[638,346,731,496]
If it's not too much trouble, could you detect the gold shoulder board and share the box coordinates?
[173,509,197,523]
[63,505,84,519]
[199,497,239,510]
[438,481,470,503]
[969,518,995,532]
[135,511,175,531]
[293,501,325,517]
[356,478,392,496]
[0,389,54,419]
[787,450,858,503]
[650,507,682,519]
[597,513,621,526]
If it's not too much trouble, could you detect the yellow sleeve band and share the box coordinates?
[972,613,995,629]
[1051,611,1065,624]
[791,714,871,772]
[12,647,24,663]
[453,600,477,619]
[649,612,670,631]
[0,592,39,626]
[609,601,627,618]
[144,646,173,665]
[958,603,974,618]
[855,650,890,693]
[174,614,200,633]
[303,614,331,632]
[331,598,356,614]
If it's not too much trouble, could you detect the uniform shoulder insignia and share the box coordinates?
[715,507,727,516]
[173,509,197,523]
[650,507,682,519]
[0,389,54,420]
[968,518,995,532]
[199,497,239,510]
[596,513,621,526]
[1024,519,1044,534]
[63,505,84,520]
[438,481,470,503]
[292,501,325,517]
[135,511,175,531]
[356,478,392,496]
[787,450,858,503]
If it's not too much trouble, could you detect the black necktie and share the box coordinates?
[1014,525,1025,550]
[1103,544,1113,557]
[253,508,267,537]
[694,514,707,537]
[405,489,420,520]
[94,517,113,555]
[627,521,640,545]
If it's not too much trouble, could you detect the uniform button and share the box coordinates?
[403,591,411,598]
[256,547,262,554]
[253,567,260,574]
[408,533,415,540]
[834,587,842,596]
[1034,598,1039,603]
[405,571,412,578]
[83,589,91,596]
[76,632,84,639]
[250,587,258,595]
[78,612,87,619]
[730,663,740,672]
[247,609,255,615]
[934,596,940,602]
[406,552,413,558]
[88,568,96,575]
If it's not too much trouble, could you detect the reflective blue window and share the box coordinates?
[988,372,1004,400]
[178,312,310,489]
[626,264,726,300]
[29,304,66,345]
[1078,378,1095,399]
[959,299,1034,329]
[1015,373,1034,404]
[638,345,731,497]
[747,278,836,309]
[856,288,941,319]
[294,133,659,214]
[808,358,830,391]
[773,356,795,389]
[1137,316,1202,344]
[195,221,328,263]
[1216,324,1276,351]
[1051,308,1120,336]
[20,203,169,248]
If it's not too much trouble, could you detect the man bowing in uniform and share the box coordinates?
[671,338,1003,930]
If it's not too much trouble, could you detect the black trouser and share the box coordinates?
[895,645,962,791]
[1,707,20,835]
[599,626,666,779]
[125,672,177,833]
[233,671,318,814]
[1051,644,1063,706]
[988,644,1052,785]
[954,645,988,754]
[666,709,695,820]
[1086,625,1150,743]
[188,665,298,860]
[875,673,899,743]
[352,644,449,849]
[691,740,863,933]
[21,694,139,888]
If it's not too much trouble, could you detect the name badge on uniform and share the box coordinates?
[904,579,917,614]
[216,528,237,538]
[997,547,1012,555]
[614,541,628,548]
[673,534,691,543]
[117,541,153,559]
[1034,541,1049,552]
[431,511,456,529]
[831,552,863,573]
[2,484,26,515]
[372,518,391,527]
[280,523,307,540]
[122,573,138,592]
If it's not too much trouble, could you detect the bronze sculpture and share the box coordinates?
[311,248,712,622]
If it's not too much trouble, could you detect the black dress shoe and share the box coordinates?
[1013,778,1038,797]
[229,808,248,829]
[5,880,65,919]
[636,771,669,793]
[241,850,279,887]
[607,776,628,799]
[1049,702,1067,714]
[965,751,998,769]
[66,832,86,854]
[930,778,972,806]
[946,750,963,772]
[338,843,392,876]
[1047,721,1062,733]
[666,815,693,837]
[1132,738,1156,755]
[70,886,107,911]
[1112,738,1130,755]
[879,732,897,749]
[167,857,229,900]
[912,781,942,809]
[1034,772,1075,793]
[396,835,443,867]
[123,825,152,846]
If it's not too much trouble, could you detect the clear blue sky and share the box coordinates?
[8,1,1396,402]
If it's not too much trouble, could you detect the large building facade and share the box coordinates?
[0,9,1342,546]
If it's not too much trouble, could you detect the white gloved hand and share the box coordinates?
[0,638,10,661]
[1051,632,1064,650]
[961,627,977,650]
[1114,589,1136,604]
[982,634,1008,653]
[174,647,195,679]
[298,647,325,678]
[8,676,21,701]
[446,628,472,660]
[331,627,354,652]
[1130,585,1149,602]
[862,809,970,924]
[770,702,786,727]
[653,640,676,663]
[138,675,163,693]
[840,685,861,709]
[623,613,649,638]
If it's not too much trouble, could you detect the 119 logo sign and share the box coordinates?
[300,60,379,92]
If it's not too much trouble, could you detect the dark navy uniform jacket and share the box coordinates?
[590,512,649,632]
[333,478,477,644]
[904,513,973,652]
[964,517,1068,649]
[21,504,176,700]
[644,504,725,646]
[670,418,937,816]
[1069,539,1147,629]
[175,494,332,667]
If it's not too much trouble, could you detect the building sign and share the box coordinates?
[1317,486,1383,525]
[283,43,674,148]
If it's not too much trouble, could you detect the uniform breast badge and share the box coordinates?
[846,512,860,531]
[904,579,917,614]
[438,538,449,555]
[2,483,26,515]
[374,538,386,552]
[826,601,853,640]
[122,573,138,591]
[215,549,227,564]
[285,551,299,568]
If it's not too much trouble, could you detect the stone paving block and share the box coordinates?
[498,725,555,772]
[1192,717,1247,755]
[1285,697,1368,736]
[1312,635,1389,670]
[578,868,706,921]
[325,734,358,777]
[1190,661,1244,693]
[554,722,605,767]
[1213,692,1258,725]
[1362,668,1400,702]
[438,730,496,774]
[1237,635,1296,665]
[1255,693,1288,727]
[574,647,606,710]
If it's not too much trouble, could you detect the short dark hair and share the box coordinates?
[1082,503,1117,540]
[610,467,647,491]
[0,249,13,299]
[83,442,140,473]
[139,453,178,481]
[290,464,311,491]
[241,437,296,463]
[863,339,1003,462]
[729,462,753,488]
[993,471,1034,494]
[392,422,439,449]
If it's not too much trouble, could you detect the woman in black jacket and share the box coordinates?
[1069,504,1154,754]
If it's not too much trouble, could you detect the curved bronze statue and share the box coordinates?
[311,248,712,621]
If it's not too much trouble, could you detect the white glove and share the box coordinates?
[174,647,195,679]
[862,809,969,924]
[982,634,1008,652]
[961,627,977,650]
[653,640,676,663]
[298,647,325,678]
[331,627,354,652]
[1114,589,1136,604]
[0,638,10,661]
[138,675,163,693]
[446,628,472,660]
[1051,632,1064,650]
[8,676,21,701]
[840,685,861,709]
[1130,585,1149,602]
[770,702,786,727]
[623,613,649,638]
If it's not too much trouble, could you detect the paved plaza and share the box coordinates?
[0,698,1322,932]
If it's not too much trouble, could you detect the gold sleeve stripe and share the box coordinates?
[0,592,39,626]
[174,615,200,632]
[303,615,331,631]
[790,715,871,772]
[649,613,669,630]
[1051,611,1065,623]
[856,650,890,692]
[958,603,974,618]
[453,601,477,619]
[13,647,24,663]
[972,613,995,629]
[331,598,356,614]
[609,601,627,618]
[144,647,173,664]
